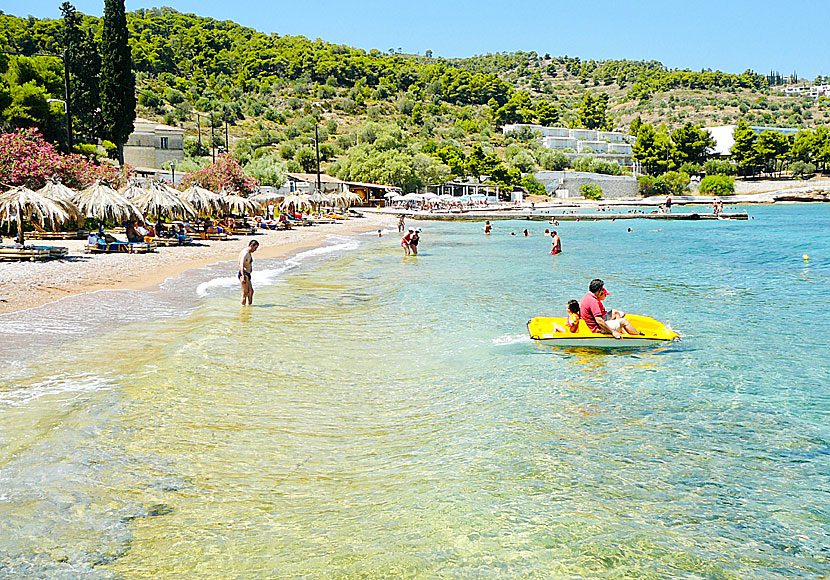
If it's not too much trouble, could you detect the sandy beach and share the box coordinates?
[0,213,395,316]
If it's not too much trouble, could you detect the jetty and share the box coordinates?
[368,209,748,222]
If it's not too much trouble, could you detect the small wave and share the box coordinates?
[0,375,112,407]
[196,235,361,297]
[492,333,532,346]
[360,228,395,236]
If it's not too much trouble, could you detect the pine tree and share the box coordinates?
[731,120,761,176]
[99,0,135,164]
[61,2,101,145]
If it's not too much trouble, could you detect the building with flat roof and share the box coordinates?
[704,125,800,157]
[503,124,635,168]
[123,117,185,169]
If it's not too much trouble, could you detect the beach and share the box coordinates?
[0,213,395,315]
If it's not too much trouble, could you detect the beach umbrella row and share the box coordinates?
[0,185,81,245]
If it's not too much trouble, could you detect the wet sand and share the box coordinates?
[0,214,395,316]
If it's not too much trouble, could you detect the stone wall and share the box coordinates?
[535,171,639,199]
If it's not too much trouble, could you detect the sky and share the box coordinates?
[4,0,828,79]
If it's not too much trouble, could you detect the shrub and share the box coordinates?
[677,162,702,176]
[638,174,668,197]
[520,175,546,196]
[538,149,569,171]
[580,183,602,200]
[659,171,690,196]
[704,159,738,176]
[698,175,735,196]
[789,161,816,179]
[181,153,259,194]
[572,156,622,175]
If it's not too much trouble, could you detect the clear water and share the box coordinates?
[1,206,828,579]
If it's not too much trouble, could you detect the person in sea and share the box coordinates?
[409,228,421,255]
[401,227,414,256]
[484,221,492,235]
[523,229,529,237]
[666,195,672,213]
[553,300,581,333]
[398,215,405,233]
[550,230,562,255]
[579,279,642,339]
[238,239,259,306]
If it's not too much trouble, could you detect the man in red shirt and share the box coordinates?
[579,279,642,338]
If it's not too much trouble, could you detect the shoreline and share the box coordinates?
[0,214,395,316]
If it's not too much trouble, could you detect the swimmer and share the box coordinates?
[484,221,492,235]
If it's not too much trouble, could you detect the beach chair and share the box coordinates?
[149,236,193,246]
[199,231,230,241]
[85,241,157,254]
[28,229,90,240]
[0,244,69,261]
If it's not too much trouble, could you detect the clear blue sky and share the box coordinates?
[4,0,827,79]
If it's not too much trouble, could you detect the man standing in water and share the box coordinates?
[238,239,259,305]
[550,230,562,255]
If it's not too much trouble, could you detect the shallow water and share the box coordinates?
[0,206,828,579]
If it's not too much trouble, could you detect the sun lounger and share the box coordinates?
[229,226,257,235]
[0,244,69,261]
[85,241,157,254]
[199,231,230,241]
[27,230,90,240]
[149,236,193,246]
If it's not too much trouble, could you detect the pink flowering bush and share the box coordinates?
[0,129,130,190]
[181,153,258,195]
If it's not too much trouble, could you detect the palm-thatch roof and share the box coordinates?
[222,193,260,215]
[132,181,196,220]
[73,180,143,223]
[38,179,76,202]
[0,185,81,244]
[249,190,285,204]
[119,180,147,200]
[181,185,224,216]
[281,192,312,211]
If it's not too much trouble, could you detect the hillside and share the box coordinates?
[2,7,829,191]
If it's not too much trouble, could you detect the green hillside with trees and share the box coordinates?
[2,6,829,193]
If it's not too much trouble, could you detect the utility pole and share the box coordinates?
[197,113,201,152]
[225,119,229,153]
[315,124,322,193]
[61,49,74,152]
[210,111,215,162]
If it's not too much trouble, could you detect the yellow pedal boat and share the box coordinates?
[527,314,679,348]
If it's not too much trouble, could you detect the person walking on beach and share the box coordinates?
[550,230,562,255]
[665,195,672,213]
[398,215,405,233]
[238,239,259,306]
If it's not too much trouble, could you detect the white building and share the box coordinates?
[503,124,635,168]
[123,117,185,169]
[704,125,801,157]
[782,84,830,98]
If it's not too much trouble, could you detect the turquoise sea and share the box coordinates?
[0,205,828,579]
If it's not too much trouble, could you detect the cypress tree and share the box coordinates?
[99,0,135,164]
[60,2,102,145]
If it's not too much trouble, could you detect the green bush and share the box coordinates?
[677,162,702,176]
[704,159,738,176]
[538,149,569,171]
[698,175,735,196]
[659,171,690,196]
[638,175,668,197]
[789,161,816,179]
[580,183,602,200]
[520,175,546,196]
[572,155,622,175]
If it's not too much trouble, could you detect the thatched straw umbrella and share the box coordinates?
[133,181,196,220]
[119,180,147,201]
[73,179,143,224]
[38,179,76,202]
[249,190,285,205]
[280,192,312,213]
[221,193,260,216]
[341,191,363,207]
[181,185,224,216]
[0,185,81,246]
